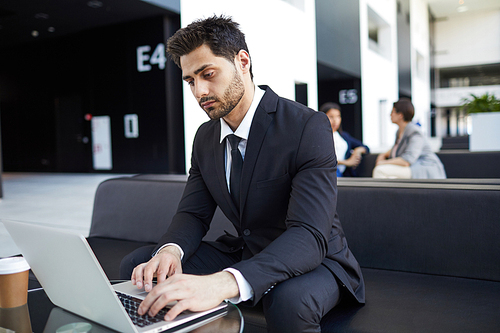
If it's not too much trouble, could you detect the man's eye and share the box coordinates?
[205,72,214,78]
[187,81,194,86]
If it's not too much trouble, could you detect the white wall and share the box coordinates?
[180,0,318,171]
[410,0,431,135]
[434,85,500,108]
[359,0,399,153]
[434,8,500,68]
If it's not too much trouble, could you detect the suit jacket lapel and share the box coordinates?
[240,87,277,215]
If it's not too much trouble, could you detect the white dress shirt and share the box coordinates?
[333,131,348,174]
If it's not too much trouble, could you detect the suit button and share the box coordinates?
[264,285,274,295]
[243,229,251,236]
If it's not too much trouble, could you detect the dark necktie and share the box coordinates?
[227,134,243,211]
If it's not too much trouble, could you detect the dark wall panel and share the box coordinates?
[316,0,361,78]
[318,79,363,142]
[316,1,364,144]
[397,0,412,98]
[0,16,184,174]
[0,59,57,171]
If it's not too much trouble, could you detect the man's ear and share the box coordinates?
[237,50,251,74]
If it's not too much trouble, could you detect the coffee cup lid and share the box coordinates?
[0,257,30,274]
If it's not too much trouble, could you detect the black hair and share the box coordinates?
[393,98,414,122]
[166,15,253,79]
[319,102,341,113]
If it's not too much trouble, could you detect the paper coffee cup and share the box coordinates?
[0,257,31,308]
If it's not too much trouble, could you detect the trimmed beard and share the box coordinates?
[200,67,245,120]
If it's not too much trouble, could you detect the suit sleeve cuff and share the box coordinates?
[223,268,254,303]
[153,243,184,260]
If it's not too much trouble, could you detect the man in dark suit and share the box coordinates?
[125,15,365,332]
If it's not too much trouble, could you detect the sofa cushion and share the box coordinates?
[240,268,500,333]
[89,177,185,243]
[337,180,500,281]
[437,151,500,178]
[89,177,237,244]
[320,268,500,333]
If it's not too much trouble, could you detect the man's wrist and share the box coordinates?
[215,271,240,300]
[156,245,182,260]
[223,268,253,303]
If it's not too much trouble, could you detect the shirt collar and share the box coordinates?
[220,86,265,143]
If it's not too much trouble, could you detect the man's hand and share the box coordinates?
[131,246,182,292]
[137,271,239,321]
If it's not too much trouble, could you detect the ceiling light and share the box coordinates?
[87,1,103,8]
[457,6,468,12]
[48,27,55,33]
[31,30,39,37]
[34,13,49,19]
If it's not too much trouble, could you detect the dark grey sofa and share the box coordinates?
[87,175,500,332]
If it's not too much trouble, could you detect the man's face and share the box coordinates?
[181,44,245,120]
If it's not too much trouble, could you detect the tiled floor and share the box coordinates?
[0,172,131,257]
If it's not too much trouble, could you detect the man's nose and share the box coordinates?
[194,81,209,99]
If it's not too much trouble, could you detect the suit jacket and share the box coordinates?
[339,131,370,177]
[394,122,446,179]
[156,86,365,305]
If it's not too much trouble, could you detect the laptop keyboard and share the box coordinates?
[116,291,169,328]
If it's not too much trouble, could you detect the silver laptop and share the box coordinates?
[2,220,228,333]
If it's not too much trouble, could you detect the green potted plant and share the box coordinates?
[460,93,500,114]
[461,93,500,151]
